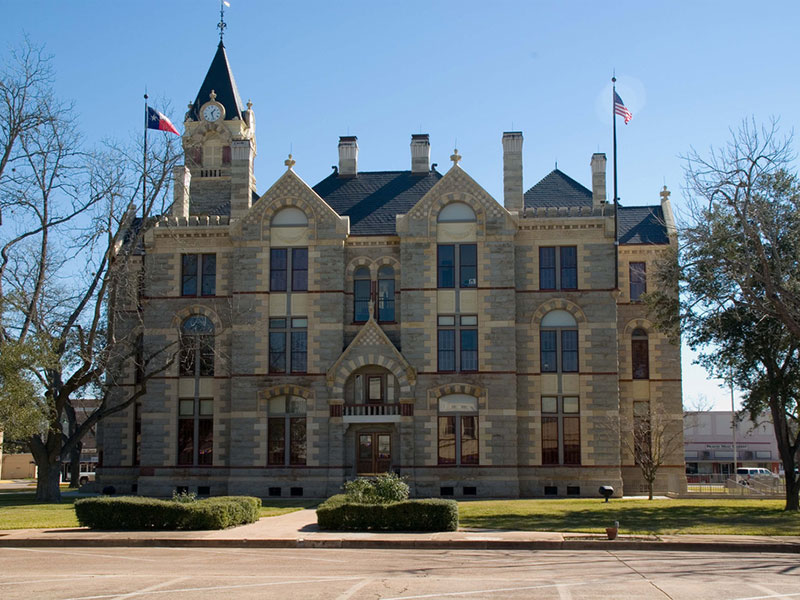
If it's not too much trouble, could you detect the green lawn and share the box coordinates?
[0,493,317,530]
[458,498,800,536]
[0,493,80,530]
[259,499,318,518]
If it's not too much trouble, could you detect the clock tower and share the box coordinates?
[173,41,256,221]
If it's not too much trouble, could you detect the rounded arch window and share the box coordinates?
[540,310,578,373]
[541,310,577,328]
[179,315,215,376]
[437,202,476,223]
[632,328,648,339]
[271,207,308,227]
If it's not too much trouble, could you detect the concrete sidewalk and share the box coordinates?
[1,508,799,553]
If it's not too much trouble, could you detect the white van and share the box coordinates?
[736,467,779,484]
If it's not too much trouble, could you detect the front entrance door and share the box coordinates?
[357,432,392,474]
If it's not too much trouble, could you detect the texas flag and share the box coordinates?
[147,106,179,135]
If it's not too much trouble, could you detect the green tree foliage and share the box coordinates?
[648,119,800,510]
[0,338,48,440]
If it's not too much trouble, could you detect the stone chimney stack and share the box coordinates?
[171,164,191,218]
[411,134,430,174]
[338,136,358,176]
[502,131,524,212]
[590,153,607,207]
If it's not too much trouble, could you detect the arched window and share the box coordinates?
[267,396,307,466]
[438,394,479,465]
[437,202,476,223]
[540,310,578,373]
[271,207,308,227]
[179,315,215,376]
[632,328,649,379]
[377,265,395,322]
[353,266,371,322]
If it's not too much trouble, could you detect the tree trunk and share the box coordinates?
[35,459,62,503]
[68,441,82,488]
[648,479,654,500]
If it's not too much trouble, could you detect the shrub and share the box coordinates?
[342,473,410,504]
[74,495,261,530]
[172,490,197,503]
[316,496,458,532]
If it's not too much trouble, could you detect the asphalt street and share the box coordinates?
[1,547,799,599]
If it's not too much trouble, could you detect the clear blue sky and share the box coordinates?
[8,1,800,410]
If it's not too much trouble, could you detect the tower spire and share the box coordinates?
[217,1,229,43]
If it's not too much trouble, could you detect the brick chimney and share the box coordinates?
[502,131,523,212]
[591,153,607,207]
[338,136,358,176]
[411,134,430,174]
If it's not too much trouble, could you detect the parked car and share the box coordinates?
[736,467,779,484]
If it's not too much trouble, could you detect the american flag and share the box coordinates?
[614,91,632,124]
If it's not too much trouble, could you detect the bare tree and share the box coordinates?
[608,403,685,500]
[648,119,800,510]
[0,39,181,501]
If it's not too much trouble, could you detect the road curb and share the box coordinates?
[1,537,798,553]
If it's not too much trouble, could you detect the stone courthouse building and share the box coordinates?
[98,41,686,498]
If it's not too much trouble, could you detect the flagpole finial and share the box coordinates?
[218,1,228,43]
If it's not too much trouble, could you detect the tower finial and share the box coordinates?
[218,1,229,43]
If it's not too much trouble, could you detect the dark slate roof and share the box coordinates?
[524,169,593,208]
[313,170,443,235]
[618,205,669,244]
[190,42,244,122]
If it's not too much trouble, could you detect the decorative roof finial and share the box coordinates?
[660,185,671,201]
[246,99,253,111]
[209,89,217,101]
[218,1,229,43]
[450,148,462,165]
[285,154,296,170]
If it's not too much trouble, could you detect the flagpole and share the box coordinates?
[612,75,619,290]
[143,92,148,221]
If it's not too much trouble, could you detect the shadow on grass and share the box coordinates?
[459,503,800,535]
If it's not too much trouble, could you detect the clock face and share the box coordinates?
[202,104,222,122]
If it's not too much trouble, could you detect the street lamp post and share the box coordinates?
[731,375,738,484]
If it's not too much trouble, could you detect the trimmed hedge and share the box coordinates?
[74,496,261,530]
[316,494,458,531]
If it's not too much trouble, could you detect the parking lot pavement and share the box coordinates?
[1,547,799,600]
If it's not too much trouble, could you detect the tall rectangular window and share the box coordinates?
[378,268,395,322]
[437,245,455,288]
[437,395,479,466]
[291,248,308,291]
[459,244,477,288]
[268,318,286,373]
[560,246,577,290]
[561,330,578,372]
[201,254,216,296]
[290,319,308,373]
[460,315,478,371]
[539,247,556,290]
[539,246,578,290]
[270,249,287,291]
[269,318,307,373]
[268,396,307,466]
[353,278,371,322]
[437,323,456,372]
[632,336,650,379]
[540,330,557,372]
[630,262,647,301]
[181,254,217,297]
[177,398,213,466]
[181,254,197,296]
[133,403,141,467]
[541,396,580,465]
[438,315,477,372]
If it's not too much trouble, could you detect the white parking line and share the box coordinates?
[106,576,190,600]
[334,578,374,600]
[0,547,161,563]
[59,575,367,600]
[381,576,622,600]
[733,592,800,600]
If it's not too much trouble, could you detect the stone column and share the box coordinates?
[502,132,523,212]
